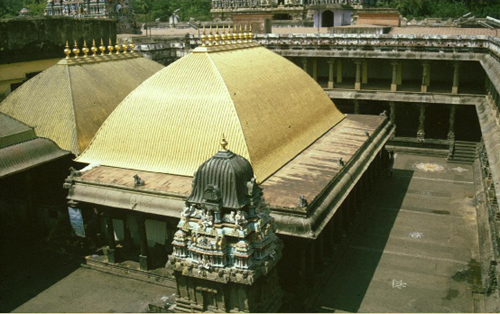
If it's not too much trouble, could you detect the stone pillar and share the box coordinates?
[327,59,335,89]
[397,61,403,85]
[389,101,396,124]
[447,105,456,141]
[137,214,150,270]
[354,60,362,90]
[307,239,315,281]
[105,214,117,263]
[333,206,343,242]
[301,58,308,74]
[325,220,335,257]
[298,241,307,282]
[336,59,343,83]
[316,233,324,272]
[452,63,460,94]
[391,61,398,92]
[417,104,426,141]
[312,58,318,82]
[24,172,37,235]
[362,60,368,84]
[354,100,360,114]
[421,62,430,93]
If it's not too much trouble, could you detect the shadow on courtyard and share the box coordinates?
[0,213,84,312]
[314,168,414,313]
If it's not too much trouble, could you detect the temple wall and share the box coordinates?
[0,17,117,64]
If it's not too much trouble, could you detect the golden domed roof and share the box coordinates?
[0,54,163,155]
[77,43,344,181]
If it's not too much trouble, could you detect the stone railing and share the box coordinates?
[180,33,499,56]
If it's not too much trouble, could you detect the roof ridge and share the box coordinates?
[205,51,253,169]
[65,64,80,155]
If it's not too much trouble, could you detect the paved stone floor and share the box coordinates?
[314,153,481,313]
[0,153,483,313]
[0,234,175,313]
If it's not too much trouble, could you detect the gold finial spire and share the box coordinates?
[228,25,233,44]
[122,39,128,53]
[221,135,228,151]
[207,25,214,46]
[200,26,207,47]
[64,41,71,59]
[82,40,89,57]
[107,38,114,55]
[238,25,244,43]
[99,39,106,55]
[220,25,226,45]
[249,24,253,43]
[128,38,135,52]
[115,39,121,54]
[243,24,248,43]
[214,25,220,46]
[91,39,98,56]
[72,40,80,58]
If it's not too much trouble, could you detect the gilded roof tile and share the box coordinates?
[0,55,163,155]
[0,138,69,178]
[0,113,36,148]
[77,45,345,181]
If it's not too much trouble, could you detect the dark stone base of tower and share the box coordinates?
[172,268,282,313]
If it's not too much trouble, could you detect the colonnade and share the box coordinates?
[486,77,500,119]
[68,202,175,271]
[299,57,464,94]
[290,150,385,285]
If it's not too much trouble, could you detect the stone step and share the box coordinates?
[83,256,176,289]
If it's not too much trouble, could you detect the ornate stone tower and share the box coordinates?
[167,139,283,313]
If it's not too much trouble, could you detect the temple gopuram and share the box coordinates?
[63,27,394,310]
[44,0,139,33]
[167,143,283,312]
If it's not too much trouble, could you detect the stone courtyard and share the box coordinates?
[314,152,490,312]
[0,152,494,312]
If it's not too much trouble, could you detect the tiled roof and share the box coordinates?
[0,113,36,148]
[0,137,69,178]
[77,45,345,182]
[0,54,163,155]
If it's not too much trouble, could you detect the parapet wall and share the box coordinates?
[0,17,117,64]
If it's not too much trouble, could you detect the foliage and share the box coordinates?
[1,0,44,18]
[131,0,211,22]
[376,0,500,20]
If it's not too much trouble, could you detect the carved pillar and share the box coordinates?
[105,213,117,263]
[452,62,460,94]
[362,60,368,84]
[312,57,318,82]
[389,101,396,124]
[327,59,335,88]
[137,214,150,270]
[421,62,430,93]
[336,59,343,83]
[354,60,362,90]
[417,104,426,141]
[301,57,308,74]
[447,105,456,141]
[354,99,360,114]
[391,61,398,92]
